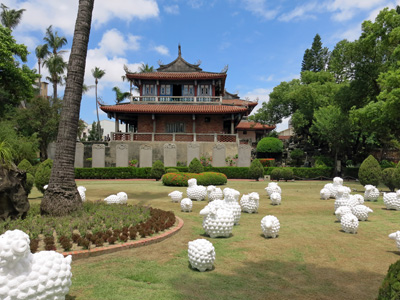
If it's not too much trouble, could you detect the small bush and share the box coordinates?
[358,155,382,186]
[377,259,400,299]
[256,137,283,154]
[382,168,397,192]
[162,172,227,186]
[24,173,34,194]
[34,159,53,193]
[166,168,179,173]
[188,158,204,173]
[281,168,294,181]
[289,149,304,167]
[270,168,281,181]
[18,159,34,174]
[150,160,165,181]
[249,159,264,181]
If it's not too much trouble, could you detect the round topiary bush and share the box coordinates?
[151,160,165,181]
[34,159,53,193]
[358,155,382,187]
[188,158,204,173]
[382,168,397,192]
[377,259,400,299]
[162,172,227,186]
[270,168,281,181]
[249,159,264,181]
[256,137,283,158]
[24,173,34,194]
[281,168,294,181]
[18,159,34,174]
[166,168,179,173]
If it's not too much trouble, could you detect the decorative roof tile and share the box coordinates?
[235,121,275,130]
[126,72,226,80]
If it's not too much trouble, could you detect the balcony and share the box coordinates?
[130,96,222,103]
[111,132,238,143]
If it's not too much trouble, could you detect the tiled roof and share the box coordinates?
[222,99,258,107]
[235,121,275,130]
[126,72,226,80]
[101,104,248,114]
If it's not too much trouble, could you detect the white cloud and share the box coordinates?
[259,75,274,82]
[334,24,362,41]
[98,29,141,56]
[327,0,388,21]
[164,4,180,14]
[278,2,319,22]
[188,0,205,9]
[154,45,170,56]
[241,0,280,20]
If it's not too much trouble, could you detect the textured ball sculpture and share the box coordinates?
[0,230,72,300]
[200,203,234,238]
[324,177,345,199]
[104,192,127,204]
[180,198,193,212]
[77,186,86,202]
[340,213,359,234]
[265,182,281,198]
[270,192,282,206]
[223,189,241,225]
[388,231,400,251]
[261,215,280,238]
[207,186,223,202]
[364,185,379,201]
[320,188,331,200]
[240,192,260,213]
[168,191,183,203]
[351,194,364,205]
[335,206,352,221]
[383,191,400,210]
[351,205,373,221]
[117,192,128,204]
[334,187,352,211]
[188,239,215,272]
[187,178,207,201]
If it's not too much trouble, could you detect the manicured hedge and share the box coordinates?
[265,167,333,179]
[162,172,227,186]
[75,167,152,179]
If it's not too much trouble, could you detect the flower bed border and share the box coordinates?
[62,216,184,261]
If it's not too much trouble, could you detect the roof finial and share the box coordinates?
[178,44,181,57]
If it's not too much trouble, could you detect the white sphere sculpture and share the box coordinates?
[77,186,86,202]
[351,194,364,205]
[223,189,241,225]
[104,192,127,204]
[335,206,352,221]
[180,198,193,212]
[240,192,260,213]
[200,204,234,238]
[207,186,223,202]
[188,239,215,272]
[383,191,400,210]
[270,192,282,206]
[265,182,281,198]
[116,192,128,204]
[0,230,72,300]
[364,185,379,201]
[168,191,183,203]
[187,178,207,201]
[320,188,330,200]
[389,231,400,251]
[340,213,359,234]
[261,215,280,238]
[351,205,373,221]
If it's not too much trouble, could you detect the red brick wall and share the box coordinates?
[137,114,224,134]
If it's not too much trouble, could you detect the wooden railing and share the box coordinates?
[111,132,238,143]
[130,96,222,103]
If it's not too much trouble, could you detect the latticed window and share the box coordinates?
[160,84,171,95]
[166,122,185,133]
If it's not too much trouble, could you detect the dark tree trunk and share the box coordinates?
[41,0,94,216]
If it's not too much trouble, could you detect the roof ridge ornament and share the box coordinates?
[178,44,181,57]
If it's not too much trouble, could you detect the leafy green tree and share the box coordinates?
[256,137,283,158]
[44,54,67,100]
[92,67,106,135]
[301,34,330,72]
[358,155,382,187]
[112,86,130,104]
[249,159,264,181]
[381,168,397,192]
[35,44,50,94]
[289,149,304,167]
[34,158,52,193]
[0,4,25,30]
[138,63,154,73]
[87,121,101,141]
[43,25,67,55]
[0,26,37,118]
[188,158,204,173]
[77,119,87,141]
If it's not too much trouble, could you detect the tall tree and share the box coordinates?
[43,54,67,100]
[43,25,67,55]
[0,4,25,30]
[41,0,94,216]
[112,86,130,104]
[35,44,50,95]
[301,34,330,72]
[138,63,154,73]
[91,66,106,138]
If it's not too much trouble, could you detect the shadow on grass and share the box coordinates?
[66,295,77,300]
[171,259,383,300]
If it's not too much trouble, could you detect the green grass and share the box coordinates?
[28,180,399,300]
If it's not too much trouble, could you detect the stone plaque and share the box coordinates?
[163,143,177,167]
[140,144,152,167]
[116,144,129,167]
[74,142,84,168]
[92,144,105,168]
[187,143,200,166]
[237,144,252,167]
[212,143,226,167]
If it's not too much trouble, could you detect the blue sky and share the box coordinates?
[7,0,400,131]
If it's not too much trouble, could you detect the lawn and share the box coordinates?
[29,180,399,300]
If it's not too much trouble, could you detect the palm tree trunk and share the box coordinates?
[95,80,100,139]
[53,80,57,100]
[38,58,41,95]
[41,0,94,216]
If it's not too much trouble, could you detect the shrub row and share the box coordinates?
[265,167,333,179]
[75,167,152,179]
[162,172,227,186]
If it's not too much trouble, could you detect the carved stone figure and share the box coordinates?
[389,231,400,251]
[168,191,183,203]
[180,198,193,212]
[340,213,359,234]
[240,192,259,213]
[383,191,400,210]
[207,186,223,202]
[351,205,373,221]
[188,239,215,272]
[104,192,128,204]
[364,185,379,201]
[270,192,281,206]
[200,202,234,238]
[265,182,281,198]
[261,215,280,238]
[187,178,207,201]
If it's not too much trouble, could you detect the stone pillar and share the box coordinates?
[163,143,177,167]
[74,142,84,168]
[116,144,129,167]
[187,143,200,165]
[47,142,57,160]
[212,143,226,167]
[140,144,152,167]
[237,144,252,167]
[114,113,119,132]
[92,144,105,168]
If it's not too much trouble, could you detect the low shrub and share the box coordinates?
[204,167,250,179]
[382,168,397,192]
[188,158,204,173]
[162,172,227,186]
[17,159,34,174]
[380,160,396,169]
[151,160,165,181]
[259,158,275,167]
[270,168,281,181]
[166,168,179,173]
[281,168,294,181]
[377,259,400,299]
[34,159,53,193]
[249,159,264,181]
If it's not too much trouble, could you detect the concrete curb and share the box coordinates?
[62,216,184,261]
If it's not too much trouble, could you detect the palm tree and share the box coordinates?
[35,44,50,94]
[0,4,25,30]
[112,86,130,104]
[91,67,106,137]
[43,54,67,100]
[41,0,95,216]
[138,63,154,73]
[43,25,67,55]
